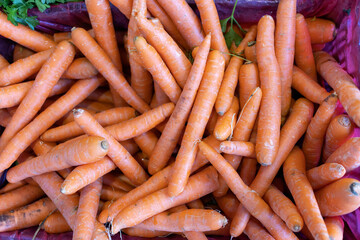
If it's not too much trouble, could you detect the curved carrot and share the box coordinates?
[0,11,56,52]
[306,163,346,190]
[302,93,338,169]
[71,28,150,113]
[256,15,281,166]
[244,44,257,63]
[168,50,225,197]
[44,211,71,234]
[134,130,158,158]
[148,35,211,174]
[295,14,317,81]
[0,54,9,69]
[316,178,360,217]
[245,219,275,240]
[103,173,134,192]
[214,97,240,141]
[220,141,255,158]
[325,217,344,240]
[238,62,260,109]
[306,18,336,44]
[323,114,354,160]
[62,58,98,79]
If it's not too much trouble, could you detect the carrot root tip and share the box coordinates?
[292,224,301,232]
[350,182,360,196]
[217,111,224,116]
[101,140,109,150]
[72,108,84,118]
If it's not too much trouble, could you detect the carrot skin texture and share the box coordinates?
[0,54,9,69]
[214,97,240,141]
[325,217,344,240]
[103,173,134,192]
[44,211,71,234]
[306,163,346,190]
[239,62,260,109]
[0,181,26,194]
[306,18,336,44]
[62,58,98,79]
[256,15,281,166]
[220,141,255,158]
[245,218,275,240]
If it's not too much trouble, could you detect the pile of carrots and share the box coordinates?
[0,0,359,239]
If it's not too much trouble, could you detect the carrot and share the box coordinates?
[283,147,329,240]
[306,18,336,44]
[256,15,281,166]
[195,0,229,63]
[240,157,257,186]
[239,63,260,109]
[0,109,11,127]
[245,44,257,63]
[0,54,9,69]
[103,173,134,192]
[306,163,346,190]
[41,107,136,142]
[198,141,298,239]
[91,221,109,240]
[231,98,313,236]
[71,28,150,113]
[62,58,98,79]
[292,66,330,104]
[216,25,257,114]
[13,45,34,62]
[323,114,354,160]
[205,108,218,136]
[134,130,158,158]
[122,227,168,238]
[324,217,344,240]
[156,0,204,48]
[0,12,56,52]
[148,35,211,174]
[215,192,239,220]
[77,100,114,112]
[150,81,170,108]
[111,166,219,234]
[312,43,326,51]
[168,50,225,196]
[187,199,204,209]
[57,168,74,179]
[87,89,113,104]
[43,211,71,233]
[0,181,26,194]
[245,218,275,240]
[214,97,240,140]
[0,76,104,174]
[295,14,317,81]
[220,141,255,158]
[302,93,338,169]
[53,32,72,43]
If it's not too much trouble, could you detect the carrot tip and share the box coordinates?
[292,225,301,232]
[101,140,109,150]
[350,182,360,196]
[217,111,224,116]
[71,27,77,32]
[72,108,84,118]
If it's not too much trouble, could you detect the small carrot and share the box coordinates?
[43,211,71,234]
[324,217,344,240]
[245,44,257,63]
[256,15,281,166]
[306,18,336,44]
[134,130,158,158]
[238,63,260,109]
[323,114,355,160]
[62,58,98,79]
[302,93,338,169]
[0,54,9,69]
[103,173,134,192]
[306,163,346,190]
[245,218,275,240]
[214,97,240,141]
[0,181,26,194]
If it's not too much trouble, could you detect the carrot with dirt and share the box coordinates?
[306,18,336,44]
[168,50,225,197]
[0,11,56,52]
[148,34,211,174]
[134,131,158,158]
[41,107,136,142]
[239,62,260,109]
[62,58,98,79]
[306,163,346,190]
[0,76,103,172]
[0,54,9,69]
[103,173,134,192]
[215,26,257,115]
[220,141,256,158]
[302,93,338,169]
[230,98,313,236]
[323,114,354,160]
[295,14,317,81]
[256,15,281,166]
[198,141,298,240]
[324,217,344,240]
[214,97,240,141]
[284,147,329,240]
[44,211,71,234]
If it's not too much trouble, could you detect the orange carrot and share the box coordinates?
[187,199,204,209]
[245,44,257,63]
[13,45,35,62]
[0,181,26,194]
[62,58,98,79]
[76,100,114,112]
[256,15,281,166]
[148,35,211,174]
[168,50,225,196]
[312,43,326,51]
[325,217,344,240]
[44,212,71,234]
[238,63,260,109]
[245,218,275,240]
[134,130,158,158]
[0,54,9,69]
[240,157,258,186]
[205,108,218,136]
[122,227,168,238]
[306,163,346,190]
[220,141,255,158]
[306,18,336,44]
[302,93,338,169]
[87,89,113,104]
[103,173,134,192]
[57,168,73,179]
[109,0,132,18]
[53,32,72,43]
[150,81,170,108]
[214,97,240,141]
[215,192,239,220]
[283,147,329,240]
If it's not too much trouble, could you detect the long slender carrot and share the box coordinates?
[302,93,338,169]
[239,62,260,109]
[168,50,225,197]
[103,173,134,192]
[0,54,9,69]
[0,11,56,52]
[306,18,336,44]
[62,58,98,79]
[323,114,354,160]
[134,130,158,158]
[41,107,136,142]
[111,166,219,234]
[295,14,317,81]
[148,34,211,174]
[220,141,255,158]
[231,98,313,236]
[214,97,240,141]
[306,163,346,190]
[256,15,281,166]
[324,217,344,240]
[245,218,275,240]
[198,141,298,240]
[0,76,103,173]
[44,211,72,234]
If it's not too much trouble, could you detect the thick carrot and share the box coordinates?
[62,58,98,79]
[239,63,260,109]
[306,163,346,190]
[87,89,113,104]
[245,218,275,240]
[214,97,240,141]
[103,173,134,192]
[295,14,317,81]
[283,147,329,240]
[0,11,56,52]
[156,0,204,48]
[198,141,298,240]
[0,54,9,69]
[134,130,158,158]
[148,34,211,174]
[0,76,103,173]
[195,0,229,63]
[168,50,225,196]
[220,141,255,158]
[0,49,53,86]
[324,217,344,240]
[306,18,336,44]
[323,114,354,160]
[71,28,150,113]
[0,181,26,194]
[302,93,338,169]
[41,107,136,142]
[315,178,360,217]
[256,15,281,166]
[216,26,257,114]
[111,166,219,233]
[292,66,330,104]
[231,98,313,236]
[44,211,71,233]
